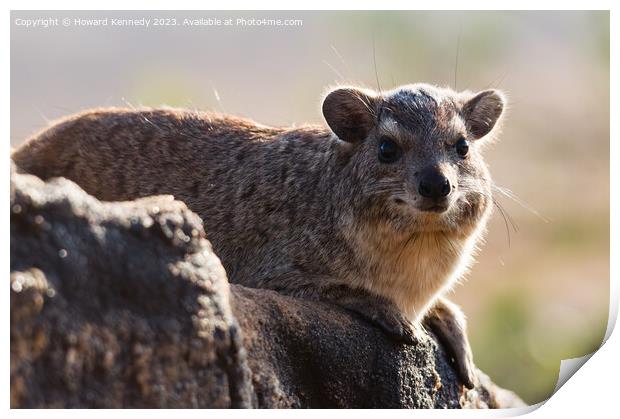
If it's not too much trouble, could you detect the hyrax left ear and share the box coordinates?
[461,90,505,140]
[322,87,378,143]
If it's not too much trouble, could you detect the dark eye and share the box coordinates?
[378,137,402,163]
[455,137,469,157]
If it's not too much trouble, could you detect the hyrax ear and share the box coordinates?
[461,90,505,140]
[322,87,379,143]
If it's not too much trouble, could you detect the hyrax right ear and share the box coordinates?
[322,87,378,143]
[461,90,505,140]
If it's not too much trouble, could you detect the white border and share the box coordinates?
[3,1,616,417]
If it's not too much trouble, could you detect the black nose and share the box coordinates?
[418,168,451,199]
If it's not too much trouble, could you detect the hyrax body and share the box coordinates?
[12,83,506,388]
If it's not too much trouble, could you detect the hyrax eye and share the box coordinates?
[455,137,469,157]
[378,137,402,163]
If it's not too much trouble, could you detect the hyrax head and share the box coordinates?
[322,83,505,234]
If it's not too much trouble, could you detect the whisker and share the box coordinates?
[454,23,462,90]
[496,199,519,233]
[372,35,383,96]
[457,182,517,247]
[493,199,513,248]
[322,59,345,81]
[492,184,549,223]
[484,67,510,90]
[330,44,352,77]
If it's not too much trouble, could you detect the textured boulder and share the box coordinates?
[10,167,524,408]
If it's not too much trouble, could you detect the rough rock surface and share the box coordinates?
[10,166,524,408]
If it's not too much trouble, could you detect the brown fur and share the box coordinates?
[12,83,505,388]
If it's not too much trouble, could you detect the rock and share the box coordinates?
[10,165,524,408]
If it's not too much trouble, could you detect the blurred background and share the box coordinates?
[11,10,609,405]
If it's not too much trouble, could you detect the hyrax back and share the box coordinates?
[13,83,505,388]
[13,109,348,292]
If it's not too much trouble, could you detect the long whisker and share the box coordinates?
[322,59,345,81]
[497,198,518,232]
[458,182,518,247]
[493,198,513,247]
[372,35,383,95]
[454,23,462,90]
[330,44,352,77]
[492,184,549,223]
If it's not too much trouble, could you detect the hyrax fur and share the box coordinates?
[12,83,506,388]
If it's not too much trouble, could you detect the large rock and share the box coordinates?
[10,166,524,408]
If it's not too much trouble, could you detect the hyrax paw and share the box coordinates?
[423,298,477,389]
[457,355,477,390]
[333,294,419,345]
[372,310,419,345]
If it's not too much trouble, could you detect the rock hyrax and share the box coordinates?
[12,83,506,388]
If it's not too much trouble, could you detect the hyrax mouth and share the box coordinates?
[419,204,449,213]
[393,196,450,214]
[417,196,451,214]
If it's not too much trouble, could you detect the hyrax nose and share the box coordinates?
[418,168,451,199]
